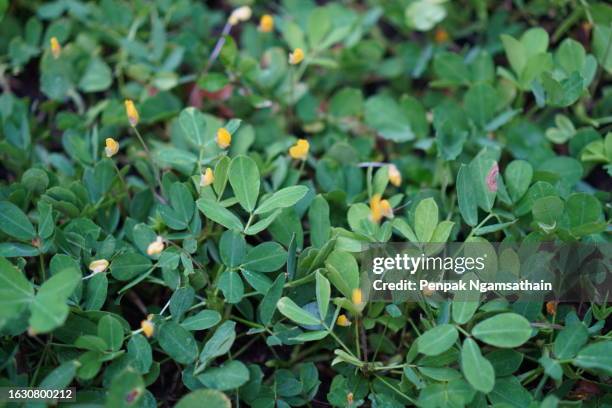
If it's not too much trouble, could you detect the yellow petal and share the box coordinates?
[369,194,383,223]
[352,288,363,305]
[146,236,164,256]
[229,6,252,25]
[200,167,215,187]
[289,48,304,65]
[380,199,394,219]
[105,138,119,158]
[388,164,402,187]
[336,314,352,327]
[50,37,61,59]
[259,14,274,32]
[289,139,309,160]
[124,99,139,127]
[141,320,155,338]
[88,259,109,274]
[216,127,232,149]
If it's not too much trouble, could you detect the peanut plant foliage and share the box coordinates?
[0,0,611,407]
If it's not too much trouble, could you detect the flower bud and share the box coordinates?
[336,314,352,327]
[229,6,252,25]
[388,164,402,187]
[50,37,61,59]
[216,127,232,149]
[124,99,139,127]
[289,139,309,160]
[105,138,119,158]
[89,259,109,274]
[259,14,274,32]
[146,236,164,256]
[289,48,304,65]
[141,319,155,338]
[200,167,215,187]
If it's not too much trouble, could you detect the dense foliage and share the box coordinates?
[0,0,611,407]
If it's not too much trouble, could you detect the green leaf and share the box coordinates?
[196,198,244,231]
[277,297,321,326]
[219,230,246,268]
[504,160,533,202]
[457,165,478,226]
[39,360,79,389]
[433,52,470,85]
[179,107,207,146]
[105,368,145,408]
[553,323,589,360]
[169,286,195,321]
[461,338,495,393]
[111,253,152,281]
[258,274,286,326]
[472,313,532,348]
[0,201,36,241]
[84,272,107,311]
[469,154,497,212]
[229,155,260,212]
[98,314,124,352]
[324,250,359,299]
[0,257,33,318]
[29,268,80,333]
[315,271,330,321]
[181,310,221,331]
[464,83,498,127]
[197,360,250,391]
[199,321,236,366]
[565,192,605,236]
[416,324,458,356]
[169,182,195,226]
[532,196,564,227]
[158,321,198,364]
[254,185,308,215]
[79,57,112,92]
[593,25,612,74]
[364,94,414,142]
[415,198,438,242]
[127,334,152,374]
[218,271,244,304]
[573,341,612,375]
[175,390,231,408]
[243,242,286,272]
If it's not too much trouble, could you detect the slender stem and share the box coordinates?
[131,126,164,197]
[374,375,418,405]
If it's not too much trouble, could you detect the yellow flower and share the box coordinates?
[434,28,449,43]
[50,37,61,59]
[289,139,309,160]
[141,319,155,338]
[388,164,401,187]
[369,194,394,223]
[352,288,363,306]
[88,259,109,274]
[259,14,274,32]
[347,393,354,404]
[105,138,119,158]
[124,99,139,127]
[289,48,304,65]
[216,127,232,149]
[336,314,352,327]
[229,6,252,25]
[146,236,164,256]
[200,167,215,187]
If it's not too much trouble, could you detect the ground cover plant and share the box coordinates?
[0,0,611,406]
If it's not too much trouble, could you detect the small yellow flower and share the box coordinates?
[216,127,232,149]
[289,48,304,65]
[259,14,274,32]
[105,138,119,158]
[546,301,557,316]
[229,6,252,25]
[146,236,164,256]
[337,314,352,327]
[347,392,354,404]
[124,99,139,127]
[434,28,449,43]
[289,139,309,160]
[352,288,363,306]
[50,37,61,59]
[388,164,402,187]
[200,167,215,187]
[88,259,109,274]
[141,319,155,338]
[369,194,394,223]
